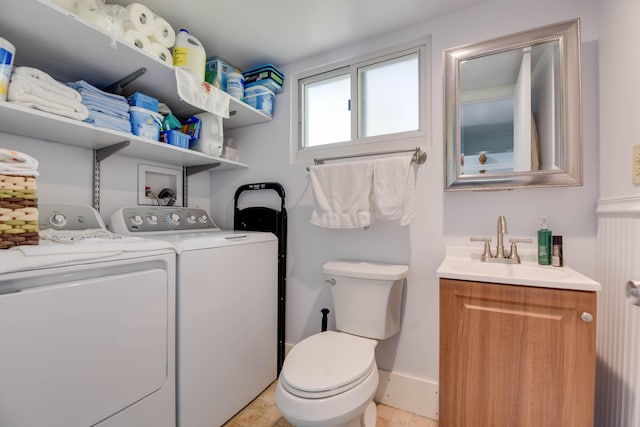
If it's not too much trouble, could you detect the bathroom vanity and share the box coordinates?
[437,251,600,427]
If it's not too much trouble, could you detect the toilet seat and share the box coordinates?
[280,331,377,399]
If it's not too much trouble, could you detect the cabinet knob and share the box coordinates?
[580,312,593,323]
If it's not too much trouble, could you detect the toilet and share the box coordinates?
[276,260,408,427]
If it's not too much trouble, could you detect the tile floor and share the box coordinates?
[222,381,438,427]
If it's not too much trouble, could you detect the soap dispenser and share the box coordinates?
[538,218,552,265]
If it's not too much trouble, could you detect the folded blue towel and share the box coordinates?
[82,98,130,120]
[67,80,129,104]
[85,110,131,134]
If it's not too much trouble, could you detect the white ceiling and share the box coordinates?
[111,0,494,70]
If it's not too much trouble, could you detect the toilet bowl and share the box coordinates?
[276,261,408,427]
[276,331,379,427]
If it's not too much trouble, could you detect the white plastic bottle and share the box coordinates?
[172,29,206,81]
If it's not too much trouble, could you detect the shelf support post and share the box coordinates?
[92,141,131,211]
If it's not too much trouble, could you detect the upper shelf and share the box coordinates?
[0,0,271,129]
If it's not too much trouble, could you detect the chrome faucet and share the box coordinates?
[496,215,507,259]
[470,216,532,264]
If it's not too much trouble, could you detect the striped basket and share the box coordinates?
[0,174,38,248]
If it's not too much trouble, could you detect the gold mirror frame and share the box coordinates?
[444,19,583,191]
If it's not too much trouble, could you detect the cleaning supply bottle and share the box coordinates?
[0,36,15,101]
[552,235,564,267]
[173,29,206,81]
[537,218,552,265]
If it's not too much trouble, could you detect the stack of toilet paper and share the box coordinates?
[52,0,175,65]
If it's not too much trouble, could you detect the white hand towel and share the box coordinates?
[310,161,374,229]
[175,68,230,119]
[372,156,415,226]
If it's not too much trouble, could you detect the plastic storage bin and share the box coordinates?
[130,106,162,141]
[128,92,159,112]
[161,130,190,148]
[243,64,284,93]
[244,84,275,116]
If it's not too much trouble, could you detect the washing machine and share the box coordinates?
[110,206,278,427]
[0,204,176,427]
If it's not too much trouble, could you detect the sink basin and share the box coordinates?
[437,252,600,291]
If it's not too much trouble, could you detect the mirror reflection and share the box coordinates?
[444,19,583,191]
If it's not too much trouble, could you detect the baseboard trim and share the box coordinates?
[375,369,439,420]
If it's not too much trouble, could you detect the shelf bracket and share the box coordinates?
[182,163,221,207]
[96,140,130,162]
[103,68,147,95]
[93,140,131,211]
[185,163,221,176]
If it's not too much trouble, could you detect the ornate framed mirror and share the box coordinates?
[444,19,582,191]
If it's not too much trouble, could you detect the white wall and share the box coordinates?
[597,0,640,200]
[594,0,640,425]
[208,0,600,400]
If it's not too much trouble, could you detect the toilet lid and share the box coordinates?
[280,331,376,399]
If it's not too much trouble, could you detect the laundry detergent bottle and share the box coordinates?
[173,29,206,81]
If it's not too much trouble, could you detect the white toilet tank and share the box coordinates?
[323,261,408,340]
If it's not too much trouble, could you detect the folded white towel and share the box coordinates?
[8,69,89,121]
[310,160,374,229]
[0,148,39,177]
[372,156,415,226]
[12,67,83,102]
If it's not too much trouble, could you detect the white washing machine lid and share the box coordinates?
[280,331,376,399]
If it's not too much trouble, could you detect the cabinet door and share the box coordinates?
[439,279,596,427]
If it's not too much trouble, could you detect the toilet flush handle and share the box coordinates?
[325,278,336,285]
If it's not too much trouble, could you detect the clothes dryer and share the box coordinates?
[111,206,278,427]
[0,204,176,427]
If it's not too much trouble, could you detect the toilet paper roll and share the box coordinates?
[147,42,173,65]
[122,29,150,51]
[150,17,176,49]
[123,3,155,36]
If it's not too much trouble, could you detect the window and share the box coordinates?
[295,41,428,159]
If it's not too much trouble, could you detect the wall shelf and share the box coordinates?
[0,102,247,170]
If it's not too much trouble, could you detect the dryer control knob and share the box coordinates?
[147,215,158,225]
[130,215,143,226]
[168,213,181,225]
[198,215,208,223]
[50,213,67,227]
[186,215,197,224]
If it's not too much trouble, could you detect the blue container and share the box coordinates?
[161,130,191,149]
[130,106,162,141]
[244,84,275,116]
[243,64,284,93]
[128,92,159,112]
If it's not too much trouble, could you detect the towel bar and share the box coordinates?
[306,147,426,171]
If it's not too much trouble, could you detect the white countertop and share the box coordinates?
[437,247,601,292]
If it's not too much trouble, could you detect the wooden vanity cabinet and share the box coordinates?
[439,278,597,427]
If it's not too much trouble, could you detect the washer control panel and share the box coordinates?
[112,206,219,234]
[39,204,105,231]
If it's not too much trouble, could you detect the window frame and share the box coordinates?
[290,38,431,164]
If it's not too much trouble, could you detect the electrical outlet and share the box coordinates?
[634,144,640,185]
